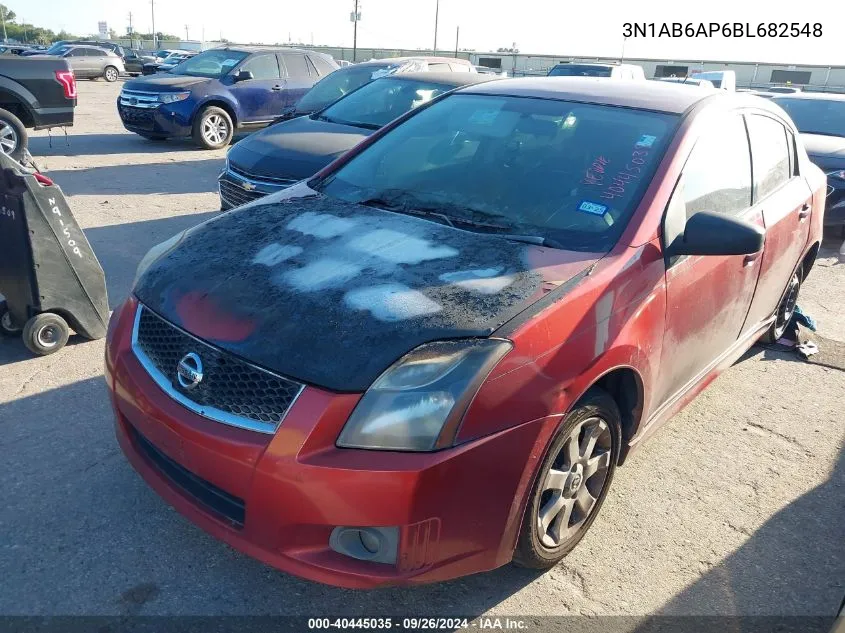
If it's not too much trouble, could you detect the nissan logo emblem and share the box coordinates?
[176,352,204,390]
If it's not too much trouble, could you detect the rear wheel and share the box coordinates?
[104,66,120,82]
[0,107,28,161]
[22,313,70,356]
[513,389,621,569]
[761,267,802,344]
[192,106,233,150]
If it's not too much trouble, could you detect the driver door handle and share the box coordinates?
[798,203,811,220]
[271,84,284,91]
[743,252,761,267]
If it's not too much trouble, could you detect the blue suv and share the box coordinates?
[117,46,338,149]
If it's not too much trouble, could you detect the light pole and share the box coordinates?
[433,0,439,53]
[1,8,7,44]
[454,25,459,58]
[352,0,359,62]
[151,0,156,49]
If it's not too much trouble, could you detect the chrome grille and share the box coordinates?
[219,178,267,209]
[119,89,161,109]
[229,164,299,187]
[131,305,304,434]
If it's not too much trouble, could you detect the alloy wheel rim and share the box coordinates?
[537,416,612,549]
[202,114,228,145]
[106,68,117,81]
[37,325,60,348]
[774,273,800,339]
[0,122,18,155]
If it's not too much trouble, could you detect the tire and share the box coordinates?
[0,300,21,336]
[0,107,28,161]
[22,313,70,356]
[192,106,234,150]
[104,66,119,82]
[513,388,621,569]
[760,265,802,344]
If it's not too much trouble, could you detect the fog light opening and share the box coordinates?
[329,526,399,565]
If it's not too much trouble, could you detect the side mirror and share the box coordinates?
[668,211,764,257]
[234,69,254,82]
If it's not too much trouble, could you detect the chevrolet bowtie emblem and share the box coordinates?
[241,181,256,191]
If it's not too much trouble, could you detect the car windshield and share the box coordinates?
[773,98,845,137]
[549,65,612,77]
[317,76,450,130]
[315,94,676,251]
[296,65,396,113]
[170,50,248,78]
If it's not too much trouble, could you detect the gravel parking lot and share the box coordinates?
[1,80,843,619]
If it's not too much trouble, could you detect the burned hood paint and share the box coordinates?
[134,195,600,392]
[227,116,371,181]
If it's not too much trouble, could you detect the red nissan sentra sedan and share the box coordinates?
[106,77,825,588]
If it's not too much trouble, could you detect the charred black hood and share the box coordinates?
[134,195,591,392]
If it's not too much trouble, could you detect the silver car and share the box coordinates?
[35,45,125,82]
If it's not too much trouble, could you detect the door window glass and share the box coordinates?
[746,115,791,200]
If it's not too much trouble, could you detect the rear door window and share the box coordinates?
[282,53,312,80]
[746,115,791,201]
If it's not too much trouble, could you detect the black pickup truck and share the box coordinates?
[0,57,77,159]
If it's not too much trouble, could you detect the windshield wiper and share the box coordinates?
[501,234,565,249]
[359,197,456,227]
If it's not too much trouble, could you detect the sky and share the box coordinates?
[14,0,845,66]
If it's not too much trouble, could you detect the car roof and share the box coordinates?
[457,76,724,114]
[388,71,496,87]
[770,92,845,101]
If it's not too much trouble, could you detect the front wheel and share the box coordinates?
[104,66,120,82]
[192,106,233,150]
[22,313,70,356]
[513,388,621,569]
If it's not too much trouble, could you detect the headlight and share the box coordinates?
[826,169,845,181]
[160,91,190,104]
[132,230,186,288]
[337,339,512,452]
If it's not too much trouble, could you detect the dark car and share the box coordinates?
[773,93,845,233]
[275,56,476,122]
[123,49,156,76]
[118,46,338,149]
[219,71,494,209]
[0,56,76,158]
[108,78,824,588]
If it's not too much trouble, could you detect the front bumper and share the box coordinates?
[117,99,193,138]
[106,298,553,588]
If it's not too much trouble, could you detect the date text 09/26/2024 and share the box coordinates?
[623,22,822,38]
